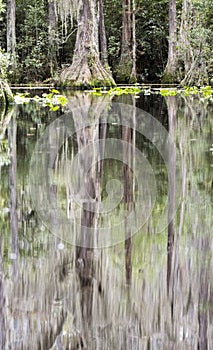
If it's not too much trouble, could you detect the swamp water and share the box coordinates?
[0,91,213,349]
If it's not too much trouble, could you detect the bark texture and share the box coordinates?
[116,0,132,82]
[99,0,108,67]
[60,0,115,86]
[131,0,136,81]
[7,0,16,55]
[162,0,177,82]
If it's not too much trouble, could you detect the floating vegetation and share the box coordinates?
[160,86,213,98]
[159,88,177,96]
[14,89,68,111]
[90,85,142,96]
[90,85,213,99]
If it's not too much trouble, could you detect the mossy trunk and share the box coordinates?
[60,0,115,87]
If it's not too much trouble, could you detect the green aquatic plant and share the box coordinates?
[200,86,213,98]
[160,86,212,99]
[160,88,177,96]
[14,89,68,110]
[183,86,199,96]
[91,85,142,96]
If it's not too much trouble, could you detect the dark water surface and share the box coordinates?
[0,91,213,349]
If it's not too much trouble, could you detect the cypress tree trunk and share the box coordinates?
[131,0,136,81]
[60,0,115,87]
[116,0,132,82]
[162,0,177,83]
[99,0,108,68]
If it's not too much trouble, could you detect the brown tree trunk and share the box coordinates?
[60,0,115,87]
[99,0,108,67]
[131,0,136,81]
[163,0,177,82]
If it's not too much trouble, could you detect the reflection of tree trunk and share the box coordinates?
[122,124,133,286]
[0,236,5,349]
[8,115,18,276]
[71,94,110,330]
[198,238,210,350]
[166,96,177,293]
[198,269,208,350]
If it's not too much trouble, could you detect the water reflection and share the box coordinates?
[8,115,18,276]
[0,92,212,349]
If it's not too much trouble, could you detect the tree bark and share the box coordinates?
[163,0,177,82]
[60,0,115,87]
[99,0,108,68]
[7,0,16,56]
[116,0,132,82]
[131,0,136,81]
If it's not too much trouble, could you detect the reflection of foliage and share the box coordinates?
[0,191,9,220]
[0,137,11,166]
